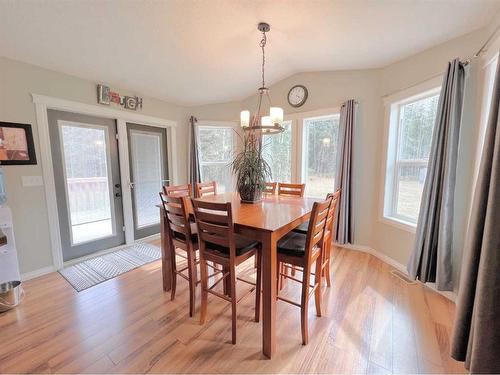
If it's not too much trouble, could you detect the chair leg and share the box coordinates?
[187,249,197,317]
[301,264,310,345]
[254,255,258,269]
[199,257,208,324]
[230,266,237,344]
[314,256,322,317]
[170,250,177,301]
[324,241,332,287]
[276,261,281,297]
[291,265,296,276]
[223,265,231,297]
[255,251,262,322]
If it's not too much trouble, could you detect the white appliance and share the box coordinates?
[0,206,20,284]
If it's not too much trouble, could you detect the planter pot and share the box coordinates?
[238,187,262,203]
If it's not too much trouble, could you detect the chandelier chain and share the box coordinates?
[260,31,267,87]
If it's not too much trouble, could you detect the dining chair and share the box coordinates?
[277,182,305,197]
[196,181,217,198]
[292,189,341,286]
[276,197,332,345]
[160,194,200,317]
[163,183,192,197]
[191,199,262,345]
[264,182,277,194]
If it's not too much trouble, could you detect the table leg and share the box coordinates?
[261,231,277,358]
[160,207,172,292]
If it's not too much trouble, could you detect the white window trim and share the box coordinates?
[195,120,239,192]
[380,76,442,233]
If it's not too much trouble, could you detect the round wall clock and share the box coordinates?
[287,85,308,107]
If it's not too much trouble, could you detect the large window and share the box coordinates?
[262,120,292,183]
[383,86,440,227]
[197,125,235,193]
[302,114,340,198]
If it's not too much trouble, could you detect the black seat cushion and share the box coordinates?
[277,232,307,257]
[292,221,309,235]
[172,223,198,243]
[206,234,259,256]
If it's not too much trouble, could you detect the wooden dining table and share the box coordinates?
[159,191,317,358]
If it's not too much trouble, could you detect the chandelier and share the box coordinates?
[240,23,284,134]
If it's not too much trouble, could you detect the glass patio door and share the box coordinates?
[127,123,169,239]
[48,110,125,261]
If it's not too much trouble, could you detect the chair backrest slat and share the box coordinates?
[278,183,305,197]
[264,182,277,194]
[163,183,192,197]
[159,194,194,247]
[191,199,236,259]
[304,198,332,262]
[196,181,217,198]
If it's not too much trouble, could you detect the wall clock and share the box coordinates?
[287,85,308,108]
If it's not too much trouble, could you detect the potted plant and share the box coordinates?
[231,133,271,203]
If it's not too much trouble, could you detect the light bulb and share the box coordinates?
[240,110,250,127]
[270,107,283,125]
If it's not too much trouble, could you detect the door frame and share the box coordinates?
[32,94,178,270]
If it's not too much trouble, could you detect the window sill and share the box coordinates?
[380,215,417,234]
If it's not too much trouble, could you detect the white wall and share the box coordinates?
[0,56,187,275]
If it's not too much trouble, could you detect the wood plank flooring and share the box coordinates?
[0,243,466,373]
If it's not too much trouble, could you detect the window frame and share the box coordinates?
[380,76,442,232]
[195,120,239,193]
[299,112,341,198]
[284,107,340,194]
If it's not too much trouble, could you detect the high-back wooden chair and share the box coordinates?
[278,183,305,197]
[159,194,199,317]
[291,189,341,286]
[276,197,332,345]
[196,181,217,198]
[191,199,262,344]
[264,182,277,194]
[163,183,192,197]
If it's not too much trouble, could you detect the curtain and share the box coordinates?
[451,59,500,373]
[407,58,467,291]
[188,116,201,196]
[334,99,356,244]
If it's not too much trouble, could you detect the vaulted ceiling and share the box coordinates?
[1,0,499,106]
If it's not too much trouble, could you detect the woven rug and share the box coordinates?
[59,242,161,292]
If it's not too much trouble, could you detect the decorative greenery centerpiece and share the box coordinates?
[231,133,271,203]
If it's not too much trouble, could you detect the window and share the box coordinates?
[383,86,440,227]
[262,120,292,183]
[302,114,340,198]
[197,125,235,193]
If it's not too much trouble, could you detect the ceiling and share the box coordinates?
[1,1,499,106]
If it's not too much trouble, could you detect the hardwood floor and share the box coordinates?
[0,242,465,374]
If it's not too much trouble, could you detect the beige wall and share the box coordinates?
[0,19,495,284]
[189,25,493,293]
[0,56,187,275]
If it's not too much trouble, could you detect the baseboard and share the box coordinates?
[339,243,457,302]
[21,265,55,281]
